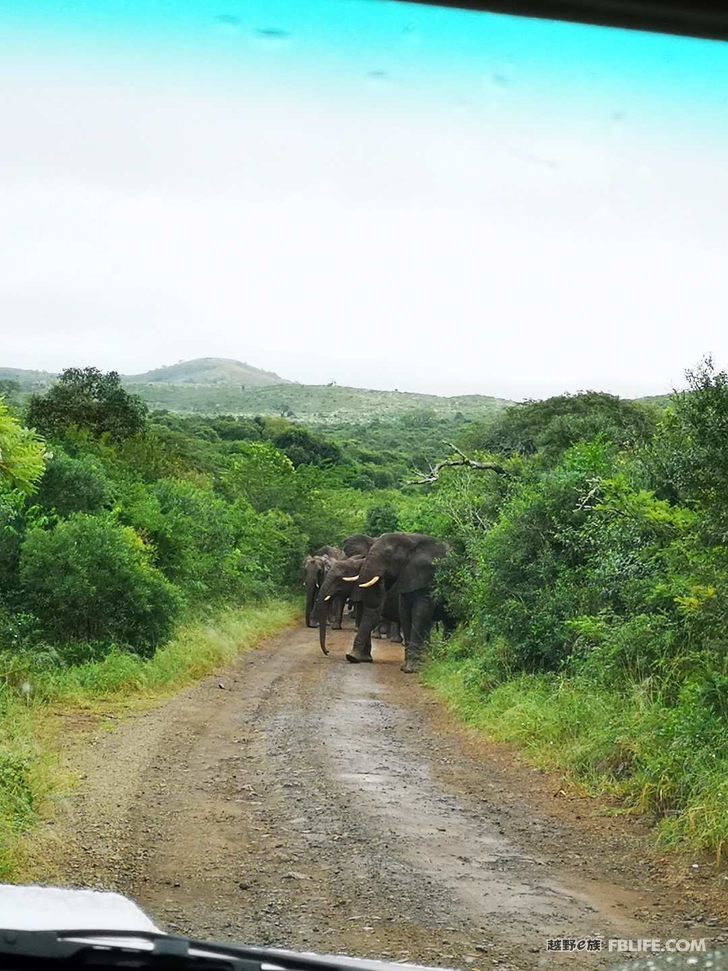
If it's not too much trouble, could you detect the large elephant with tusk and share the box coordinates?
[314,554,402,656]
[313,555,366,655]
[345,532,449,673]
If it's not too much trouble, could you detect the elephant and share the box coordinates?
[303,547,343,628]
[303,538,376,631]
[304,538,371,630]
[314,555,369,655]
[345,532,449,673]
[303,555,328,628]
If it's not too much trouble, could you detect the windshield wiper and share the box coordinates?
[0,929,391,971]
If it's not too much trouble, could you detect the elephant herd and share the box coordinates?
[302,532,450,673]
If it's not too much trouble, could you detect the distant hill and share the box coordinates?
[0,357,288,391]
[0,367,56,389]
[0,358,670,426]
[0,359,511,423]
[125,357,289,387]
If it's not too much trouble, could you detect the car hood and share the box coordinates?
[0,884,445,971]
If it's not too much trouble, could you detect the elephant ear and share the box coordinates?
[396,539,449,594]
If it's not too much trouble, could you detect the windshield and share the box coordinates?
[0,2,727,969]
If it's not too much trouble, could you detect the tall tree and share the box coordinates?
[27,367,147,441]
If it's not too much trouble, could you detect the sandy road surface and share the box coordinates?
[32,625,727,969]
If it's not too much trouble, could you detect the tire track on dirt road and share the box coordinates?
[30,625,727,970]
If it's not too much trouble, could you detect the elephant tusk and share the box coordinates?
[359,575,380,589]
[324,595,331,601]
[342,575,359,582]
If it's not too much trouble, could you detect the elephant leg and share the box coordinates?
[346,603,380,663]
[305,581,318,628]
[390,621,403,643]
[330,594,346,630]
[401,591,434,674]
[354,600,363,630]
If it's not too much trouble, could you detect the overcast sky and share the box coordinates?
[2,0,728,399]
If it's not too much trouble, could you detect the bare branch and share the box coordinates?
[408,443,510,485]
[575,481,601,511]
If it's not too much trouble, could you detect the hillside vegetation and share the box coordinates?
[133,382,510,423]
[0,361,726,867]
[1,359,510,423]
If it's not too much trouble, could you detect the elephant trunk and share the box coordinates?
[318,602,329,655]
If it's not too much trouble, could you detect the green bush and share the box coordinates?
[35,450,114,518]
[19,515,180,653]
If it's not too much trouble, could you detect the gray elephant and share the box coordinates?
[303,555,327,628]
[345,532,449,673]
[315,555,403,657]
[303,546,343,628]
[314,555,367,655]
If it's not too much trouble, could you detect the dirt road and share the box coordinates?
[32,625,727,969]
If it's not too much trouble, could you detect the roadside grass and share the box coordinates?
[422,653,728,863]
[0,600,298,879]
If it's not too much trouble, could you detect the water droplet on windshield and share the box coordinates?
[402,24,419,45]
[214,13,241,34]
[254,27,291,42]
[366,69,390,85]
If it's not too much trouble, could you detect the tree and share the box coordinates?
[26,367,147,441]
[272,426,342,468]
[651,359,728,524]
[220,442,297,512]
[459,392,657,464]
